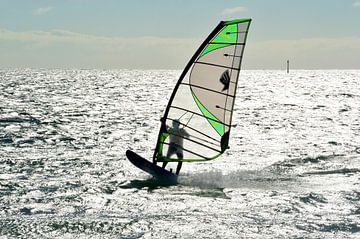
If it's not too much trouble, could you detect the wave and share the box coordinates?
[296,222,360,233]
[304,168,360,175]
[268,153,346,172]
[298,192,327,204]
[0,114,41,125]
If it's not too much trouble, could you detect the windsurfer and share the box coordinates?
[162,119,190,174]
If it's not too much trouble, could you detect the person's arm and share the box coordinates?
[182,129,190,138]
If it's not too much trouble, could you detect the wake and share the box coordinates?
[177,169,293,189]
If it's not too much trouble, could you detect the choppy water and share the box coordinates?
[0,69,359,238]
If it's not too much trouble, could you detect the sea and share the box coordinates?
[0,69,359,238]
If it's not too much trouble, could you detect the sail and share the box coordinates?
[154,18,251,162]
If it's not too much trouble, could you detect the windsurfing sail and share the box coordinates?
[153,18,252,162]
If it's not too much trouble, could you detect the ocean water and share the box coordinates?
[0,69,359,238]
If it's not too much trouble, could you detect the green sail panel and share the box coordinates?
[158,132,169,157]
[200,24,238,57]
[192,92,224,136]
[224,18,252,25]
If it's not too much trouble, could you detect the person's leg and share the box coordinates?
[163,146,174,168]
[175,162,182,175]
[175,152,183,175]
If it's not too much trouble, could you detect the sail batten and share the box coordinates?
[206,42,246,45]
[166,117,221,143]
[194,61,240,71]
[180,82,236,98]
[163,133,223,153]
[153,19,252,162]
[169,106,232,127]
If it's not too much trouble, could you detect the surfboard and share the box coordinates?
[126,150,178,184]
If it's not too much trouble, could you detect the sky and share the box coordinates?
[0,0,359,69]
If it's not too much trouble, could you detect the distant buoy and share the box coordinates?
[287,60,289,74]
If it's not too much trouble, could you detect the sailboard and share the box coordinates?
[126,18,252,183]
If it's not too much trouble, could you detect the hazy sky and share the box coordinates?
[0,0,359,69]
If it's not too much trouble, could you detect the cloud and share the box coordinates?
[0,28,196,47]
[353,1,360,8]
[1,28,360,69]
[0,28,199,69]
[221,6,248,15]
[32,7,53,16]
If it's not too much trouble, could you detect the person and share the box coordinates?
[162,119,190,174]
